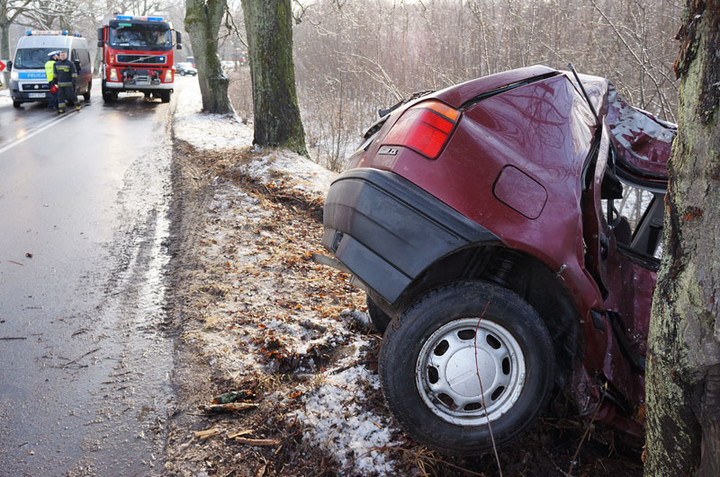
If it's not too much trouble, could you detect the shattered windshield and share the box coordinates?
[109,22,171,51]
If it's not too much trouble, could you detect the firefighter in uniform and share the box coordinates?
[53,50,81,113]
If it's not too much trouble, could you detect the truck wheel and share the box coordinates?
[379,281,555,455]
[160,91,171,103]
[367,296,392,333]
[101,82,115,103]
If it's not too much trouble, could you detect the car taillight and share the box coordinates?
[382,100,460,159]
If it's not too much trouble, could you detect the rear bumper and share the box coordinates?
[105,81,174,91]
[322,168,498,304]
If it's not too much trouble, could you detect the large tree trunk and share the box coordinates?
[185,0,233,114]
[1,9,11,86]
[240,0,307,156]
[645,2,720,476]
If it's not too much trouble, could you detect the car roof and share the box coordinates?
[432,65,673,185]
[605,84,673,186]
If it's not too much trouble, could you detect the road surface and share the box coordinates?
[0,79,188,475]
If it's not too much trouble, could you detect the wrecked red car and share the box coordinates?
[320,65,676,455]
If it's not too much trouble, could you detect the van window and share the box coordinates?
[13,48,56,69]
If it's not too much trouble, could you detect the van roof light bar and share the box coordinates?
[26,30,73,36]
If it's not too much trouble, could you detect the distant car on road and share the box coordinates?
[175,62,196,76]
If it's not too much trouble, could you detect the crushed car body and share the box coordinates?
[320,65,675,455]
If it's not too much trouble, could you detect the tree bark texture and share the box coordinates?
[1,0,14,86]
[645,2,720,476]
[185,0,233,114]
[240,0,307,155]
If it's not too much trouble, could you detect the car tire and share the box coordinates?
[367,296,392,333]
[379,281,555,455]
[12,100,21,108]
[83,82,91,101]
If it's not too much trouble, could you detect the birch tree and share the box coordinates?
[645,2,720,476]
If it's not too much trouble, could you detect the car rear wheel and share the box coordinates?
[83,82,91,101]
[379,281,555,455]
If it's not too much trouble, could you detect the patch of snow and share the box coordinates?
[173,81,253,151]
[237,148,337,195]
[291,340,398,475]
[174,82,336,195]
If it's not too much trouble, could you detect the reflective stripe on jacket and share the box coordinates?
[53,59,77,87]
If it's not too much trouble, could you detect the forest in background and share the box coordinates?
[283,0,682,171]
[2,0,682,171]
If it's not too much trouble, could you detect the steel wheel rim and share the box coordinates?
[415,317,526,426]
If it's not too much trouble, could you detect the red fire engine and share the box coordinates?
[97,15,181,103]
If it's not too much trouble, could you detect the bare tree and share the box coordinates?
[645,2,720,476]
[1,0,37,70]
[290,0,680,171]
[240,0,306,155]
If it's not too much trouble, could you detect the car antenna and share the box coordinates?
[568,63,599,124]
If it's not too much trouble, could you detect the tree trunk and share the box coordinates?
[645,2,720,476]
[1,13,10,86]
[185,0,233,114]
[240,0,307,156]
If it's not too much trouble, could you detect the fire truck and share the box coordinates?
[97,15,181,103]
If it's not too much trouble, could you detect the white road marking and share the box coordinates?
[0,111,79,155]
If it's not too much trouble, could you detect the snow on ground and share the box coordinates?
[172,81,399,474]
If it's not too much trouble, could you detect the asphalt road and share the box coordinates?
[0,80,180,476]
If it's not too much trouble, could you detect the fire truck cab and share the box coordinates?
[97,15,181,103]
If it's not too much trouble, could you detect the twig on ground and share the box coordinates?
[58,348,100,368]
[567,383,607,476]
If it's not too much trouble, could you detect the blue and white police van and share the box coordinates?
[7,31,93,108]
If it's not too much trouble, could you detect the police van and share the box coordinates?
[7,31,93,108]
